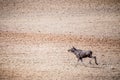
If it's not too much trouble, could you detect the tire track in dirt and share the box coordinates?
[0,31,120,46]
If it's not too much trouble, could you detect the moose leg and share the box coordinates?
[89,59,92,64]
[89,55,93,64]
[80,58,83,62]
[80,58,87,67]
[89,55,98,65]
[92,56,98,65]
[75,58,80,67]
[77,58,80,62]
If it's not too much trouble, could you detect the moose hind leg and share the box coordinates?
[75,58,80,67]
[89,59,92,64]
[88,54,93,64]
[89,55,98,65]
[92,56,98,65]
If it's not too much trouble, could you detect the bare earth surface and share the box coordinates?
[0,0,120,80]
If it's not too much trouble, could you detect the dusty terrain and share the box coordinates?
[0,0,120,80]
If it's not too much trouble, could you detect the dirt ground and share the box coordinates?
[0,0,120,80]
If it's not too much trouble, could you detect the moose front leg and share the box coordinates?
[75,58,81,67]
[80,58,87,67]
[78,58,80,62]
[80,58,83,62]
[75,58,80,67]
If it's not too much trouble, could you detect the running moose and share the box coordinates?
[68,46,98,65]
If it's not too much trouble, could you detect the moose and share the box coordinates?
[68,46,98,65]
